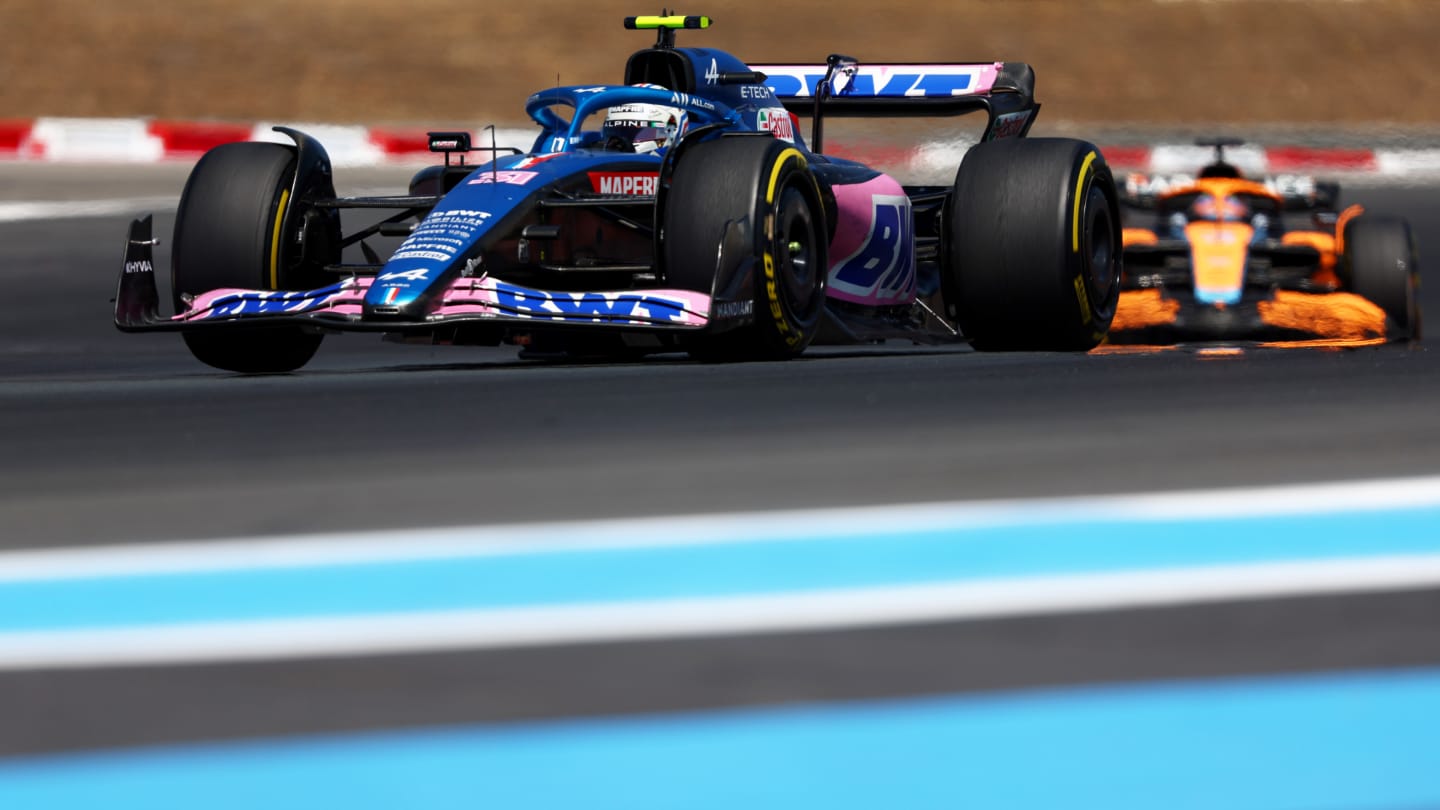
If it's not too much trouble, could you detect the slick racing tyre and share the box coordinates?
[946,138,1121,351]
[663,135,827,361]
[1341,216,1421,340]
[172,142,328,373]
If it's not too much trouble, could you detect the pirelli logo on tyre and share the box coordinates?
[1073,274,1093,326]
[763,148,809,348]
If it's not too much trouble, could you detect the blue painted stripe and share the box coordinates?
[4,506,1440,632]
[1,666,1437,809]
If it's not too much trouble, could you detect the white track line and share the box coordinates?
[5,474,1440,582]
[0,196,176,223]
[3,554,1439,671]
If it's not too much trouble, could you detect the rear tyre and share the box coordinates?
[946,138,1121,351]
[663,136,827,361]
[173,142,325,373]
[1341,216,1420,340]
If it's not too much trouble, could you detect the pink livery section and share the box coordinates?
[177,277,711,328]
[825,174,917,306]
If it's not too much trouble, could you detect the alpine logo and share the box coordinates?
[588,172,659,196]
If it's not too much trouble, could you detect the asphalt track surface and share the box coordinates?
[2,163,1440,769]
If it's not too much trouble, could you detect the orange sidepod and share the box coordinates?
[1257,289,1387,341]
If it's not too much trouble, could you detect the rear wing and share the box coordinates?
[747,56,1038,151]
[1120,173,1342,212]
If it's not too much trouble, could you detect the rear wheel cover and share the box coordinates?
[947,138,1121,351]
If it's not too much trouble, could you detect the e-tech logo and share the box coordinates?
[588,172,659,196]
[493,281,689,323]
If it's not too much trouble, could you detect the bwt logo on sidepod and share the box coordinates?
[830,194,916,303]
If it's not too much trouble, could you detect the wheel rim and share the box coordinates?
[1082,182,1117,311]
[774,183,823,322]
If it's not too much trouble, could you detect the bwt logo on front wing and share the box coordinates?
[493,281,688,322]
[588,172,659,196]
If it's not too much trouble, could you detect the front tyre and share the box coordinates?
[663,136,827,361]
[172,142,326,373]
[946,138,1121,351]
[1341,216,1421,341]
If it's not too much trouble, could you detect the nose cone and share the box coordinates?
[1186,221,1252,306]
[363,178,515,318]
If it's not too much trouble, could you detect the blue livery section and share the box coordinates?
[366,84,740,315]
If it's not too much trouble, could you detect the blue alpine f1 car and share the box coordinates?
[115,14,1123,372]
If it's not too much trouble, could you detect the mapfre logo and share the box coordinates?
[588,172,659,196]
[757,108,795,143]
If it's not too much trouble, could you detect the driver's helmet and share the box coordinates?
[602,85,685,154]
[1189,193,1250,223]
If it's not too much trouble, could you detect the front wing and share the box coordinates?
[115,217,712,335]
[1109,288,1392,346]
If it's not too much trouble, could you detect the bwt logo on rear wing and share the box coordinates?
[746,59,1038,146]
[749,63,1004,100]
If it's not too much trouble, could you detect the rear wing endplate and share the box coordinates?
[747,56,1038,150]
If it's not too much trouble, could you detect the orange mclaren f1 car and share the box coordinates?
[1111,138,1419,346]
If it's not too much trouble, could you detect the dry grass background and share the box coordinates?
[3,0,1438,128]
